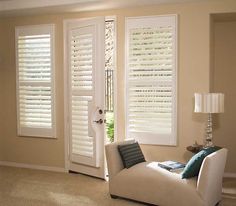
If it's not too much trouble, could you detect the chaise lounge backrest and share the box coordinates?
[105,139,135,180]
[197,148,228,206]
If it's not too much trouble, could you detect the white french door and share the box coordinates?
[64,17,105,179]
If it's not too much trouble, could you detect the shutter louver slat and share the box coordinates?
[16,25,54,138]
[126,16,176,145]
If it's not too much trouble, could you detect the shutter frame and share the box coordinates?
[15,24,56,138]
[125,15,177,145]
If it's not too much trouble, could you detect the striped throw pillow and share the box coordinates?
[118,142,146,168]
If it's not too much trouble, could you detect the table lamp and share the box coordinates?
[194,93,224,147]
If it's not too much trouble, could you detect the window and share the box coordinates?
[125,15,177,145]
[15,24,55,138]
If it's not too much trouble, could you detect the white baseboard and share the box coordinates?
[224,172,236,178]
[0,161,66,173]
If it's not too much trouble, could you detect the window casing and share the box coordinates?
[125,15,177,145]
[15,24,55,138]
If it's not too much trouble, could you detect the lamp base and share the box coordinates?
[204,139,214,148]
[204,113,214,148]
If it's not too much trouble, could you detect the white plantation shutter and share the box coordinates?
[71,96,93,158]
[71,33,93,91]
[125,15,177,145]
[70,31,94,159]
[16,24,55,138]
[66,18,105,167]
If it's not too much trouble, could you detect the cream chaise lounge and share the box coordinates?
[105,140,228,206]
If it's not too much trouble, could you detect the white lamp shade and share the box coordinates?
[194,93,224,113]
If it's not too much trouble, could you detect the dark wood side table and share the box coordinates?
[186,145,203,154]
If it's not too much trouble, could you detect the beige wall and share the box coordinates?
[0,19,4,160]
[0,17,65,167]
[212,20,236,172]
[0,0,236,172]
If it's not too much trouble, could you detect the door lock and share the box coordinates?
[98,109,103,114]
[93,119,103,124]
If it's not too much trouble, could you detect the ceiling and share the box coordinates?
[0,0,216,17]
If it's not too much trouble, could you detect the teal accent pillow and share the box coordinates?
[181,146,221,179]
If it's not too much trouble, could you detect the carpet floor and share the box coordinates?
[0,166,235,206]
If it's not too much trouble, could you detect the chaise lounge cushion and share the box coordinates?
[110,161,203,206]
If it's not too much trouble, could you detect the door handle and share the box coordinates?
[93,119,103,124]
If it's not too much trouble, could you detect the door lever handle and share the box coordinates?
[93,119,103,124]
